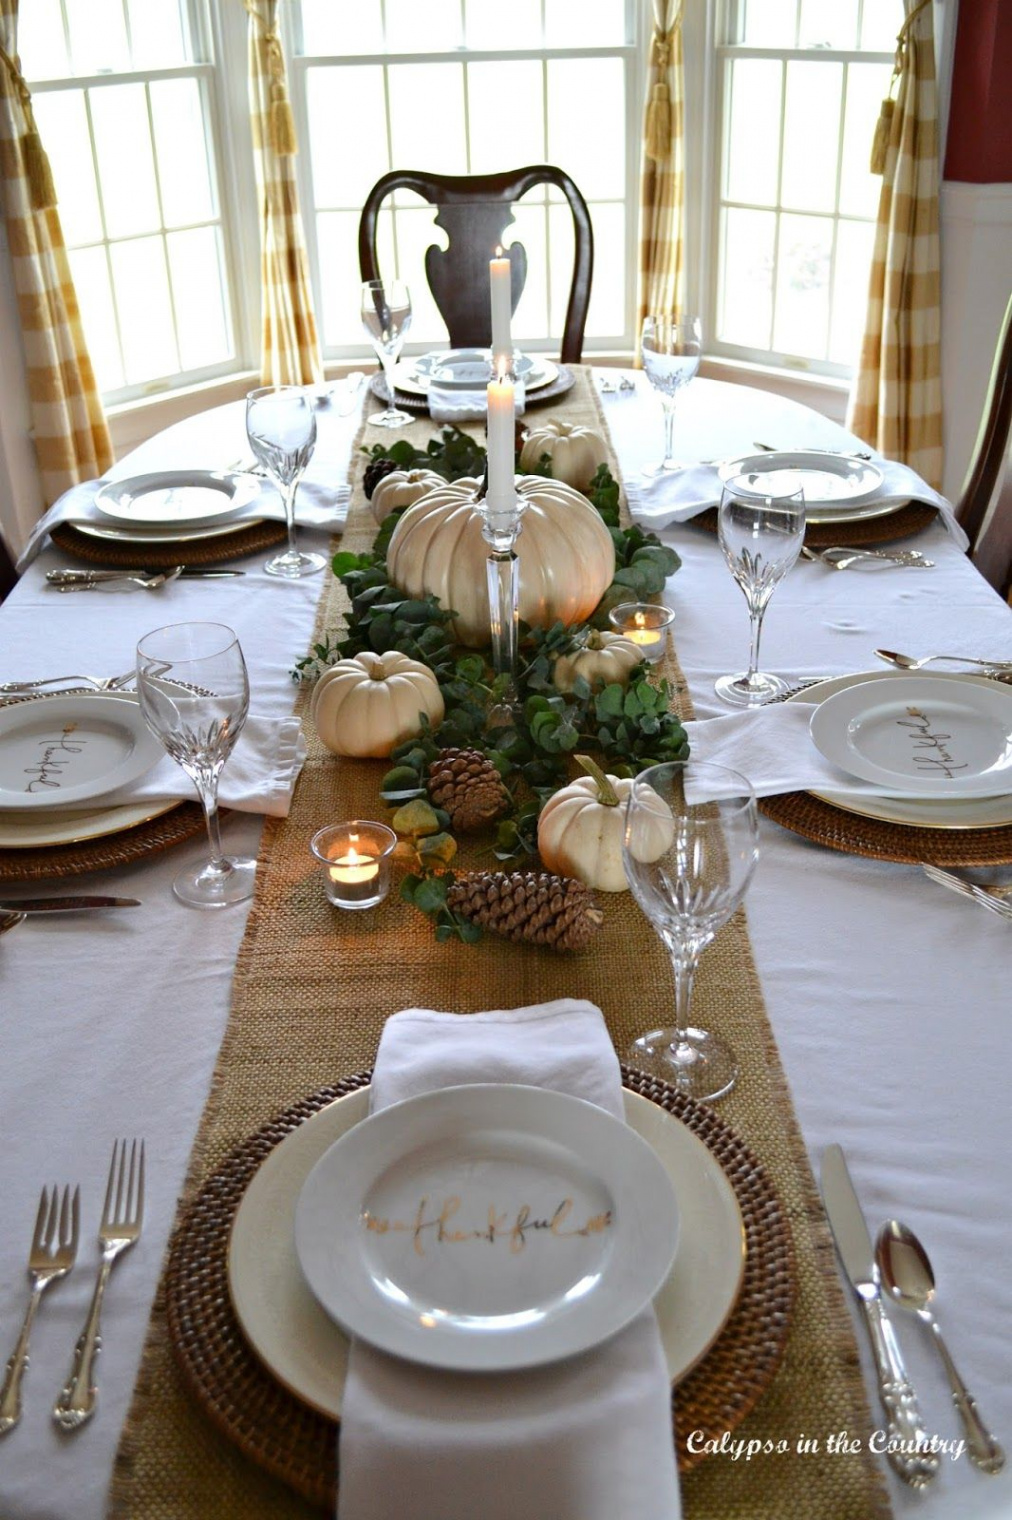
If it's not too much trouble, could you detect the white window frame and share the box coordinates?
[282,0,645,362]
[24,0,260,406]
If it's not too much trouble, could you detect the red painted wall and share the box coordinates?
[945,0,1012,182]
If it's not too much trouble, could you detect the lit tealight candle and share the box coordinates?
[608,602,676,665]
[311,822,396,910]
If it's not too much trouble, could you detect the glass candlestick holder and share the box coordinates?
[310,821,396,910]
[607,602,676,665]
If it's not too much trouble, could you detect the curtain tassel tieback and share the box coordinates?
[0,45,58,210]
[870,0,931,175]
[645,25,676,163]
[269,86,297,156]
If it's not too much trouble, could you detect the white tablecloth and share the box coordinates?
[1,376,1010,1520]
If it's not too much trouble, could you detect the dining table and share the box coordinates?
[0,365,1010,1520]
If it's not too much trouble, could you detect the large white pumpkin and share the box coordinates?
[538,758,673,893]
[310,650,444,759]
[386,475,616,648]
[520,419,609,492]
[369,468,444,525]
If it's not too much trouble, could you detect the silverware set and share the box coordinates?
[0,1141,144,1436]
[874,647,1012,674]
[45,566,246,592]
[920,863,1012,922]
[821,1145,1004,1487]
[801,545,933,570]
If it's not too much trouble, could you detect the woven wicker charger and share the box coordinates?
[0,801,208,881]
[693,501,937,548]
[50,519,287,569]
[759,789,1012,866]
[164,1067,796,1510]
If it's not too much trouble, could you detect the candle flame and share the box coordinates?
[345,845,364,866]
[495,244,503,258]
[634,611,647,630]
[496,356,508,383]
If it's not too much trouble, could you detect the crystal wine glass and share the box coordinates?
[715,475,805,706]
[246,385,324,578]
[361,278,413,428]
[640,313,702,476]
[136,622,256,910]
[623,761,759,1101]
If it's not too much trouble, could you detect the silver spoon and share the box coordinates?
[876,1221,1005,1474]
[802,547,932,570]
[0,911,25,936]
[875,648,1012,673]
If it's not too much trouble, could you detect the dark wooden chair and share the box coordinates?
[358,166,593,365]
[956,289,1012,595]
[0,533,17,604]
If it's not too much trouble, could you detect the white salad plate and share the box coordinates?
[719,451,891,523]
[0,797,176,848]
[790,671,1012,830]
[294,1084,680,1373]
[0,693,162,810]
[94,470,262,529]
[809,675,1012,798]
[230,1085,744,1411]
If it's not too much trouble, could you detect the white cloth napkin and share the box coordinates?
[105,711,306,816]
[427,382,525,425]
[17,466,350,572]
[337,998,681,1520]
[625,458,968,549]
[682,702,962,800]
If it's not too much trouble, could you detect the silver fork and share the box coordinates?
[921,864,1012,921]
[0,1185,80,1435]
[0,670,135,694]
[53,1139,144,1430]
[801,546,933,570]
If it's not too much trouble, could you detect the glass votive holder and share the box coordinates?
[607,602,676,664]
[310,821,396,911]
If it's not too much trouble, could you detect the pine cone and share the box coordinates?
[447,871,604,952]
[428,748,510,832]
[363,456,400,500]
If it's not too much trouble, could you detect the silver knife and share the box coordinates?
[0,896,141,913]
[821,1145,940,1487]
[46,569,244,583]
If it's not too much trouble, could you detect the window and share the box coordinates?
[290,0,641,357]
[19,0,238,402]
[708,0,904,376]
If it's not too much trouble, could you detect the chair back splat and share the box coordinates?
[358,166,593,365]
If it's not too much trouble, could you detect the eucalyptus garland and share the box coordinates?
[293,427,689,942]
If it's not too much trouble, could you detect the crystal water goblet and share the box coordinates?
[640,313,702,476]
[715,476,805,706]
[246,385,324,578]
[361,279,413,428]
[136,622,256,909]
[623,761,759,1101]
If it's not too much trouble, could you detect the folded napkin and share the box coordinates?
[338,999,681,1520]
[625,458,968,550]
[427,381,526,425]
[105,712,306,816]
[18,466,350,572]
[683,701,953,800]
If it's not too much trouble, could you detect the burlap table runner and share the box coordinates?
[110,368,890,1519]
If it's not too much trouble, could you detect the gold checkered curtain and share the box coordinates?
[847,0,943,487]
[244,0,322,387]
[638,0,685,325]
[0,0,112,518]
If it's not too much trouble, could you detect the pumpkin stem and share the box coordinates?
[575,753,620,807]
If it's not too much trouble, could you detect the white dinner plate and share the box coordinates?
[809,676,1012,797]
[229,1085,744,1413]
[0,694,162,810]
[0,797,176,848]
[788,672,1012,829]
[718,451,890,523]
[94,471,262,529]
[294,1084,679,1373]
[392,353,557,398]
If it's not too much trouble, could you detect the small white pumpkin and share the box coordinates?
[520,420,608,492]
[369,468,444,525]
[538,757,673,893]
[386,475,615,648]
[310,650,445,759]
[553,629,644,694]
